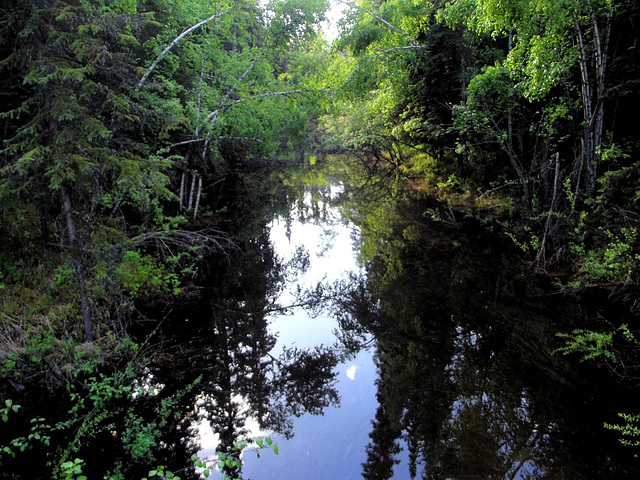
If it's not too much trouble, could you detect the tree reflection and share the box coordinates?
[137,172,342,479]
[333,184,640,479]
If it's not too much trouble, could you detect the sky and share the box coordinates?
[321,0,349,41]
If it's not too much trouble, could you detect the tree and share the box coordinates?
[442,0,616,196]
[0,0,179,341]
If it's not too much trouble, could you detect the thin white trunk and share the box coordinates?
[573,16,596,192]
[193,176,203,219]
[205,52,265,125]
[179,171,186,211]
[188,171,198,212]
[201,138,210,163]
[591,5,611,183]
[194,59,206,137]
[61,186,94,342]
[201,52,265,158]
[371,45,426,58]
[335,0,418,46]
[507,30,513,156]
[135,11,228,91]
[536,153,561,267]
[227,88,316,110]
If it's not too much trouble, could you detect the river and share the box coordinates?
[190,159,640,479]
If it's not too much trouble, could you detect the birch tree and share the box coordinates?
[442,0,616,196]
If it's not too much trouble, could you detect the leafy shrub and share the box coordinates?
[118,250,180,298]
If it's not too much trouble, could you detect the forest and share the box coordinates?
[1,0,639,478]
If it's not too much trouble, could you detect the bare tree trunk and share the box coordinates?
[188,171,198,212]
[507,30,514,156]
[573,17,596,193]
[573,3,612,195]
[508,149,530,209]
[61,186,94,342]
[204,52,265,125]
[536,153,561,268]
[591,6,611,188]
[335,0,418,46]
[179,171,186,211]
[194,59,206,138]
[193,176,203,219]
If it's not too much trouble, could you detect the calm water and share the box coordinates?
[191,164,640,479]
[240,186,410,479]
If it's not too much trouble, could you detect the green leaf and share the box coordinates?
[5,399,12,408]
[273,444,279,455]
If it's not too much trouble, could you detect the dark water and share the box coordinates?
[4,160,640,479]
[194,162,640,479]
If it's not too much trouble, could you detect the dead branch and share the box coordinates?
[132,228,238,259]
[135,10,230,92]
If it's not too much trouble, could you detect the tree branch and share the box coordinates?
[336,0,418,46]
[135,10,230,92]
[204,52,265,125]
[371,45,427,58]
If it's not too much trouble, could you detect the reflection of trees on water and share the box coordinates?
[138,174,341,479]
[333,188,640,479]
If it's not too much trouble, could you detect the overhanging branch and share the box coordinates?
[135,10,230,92]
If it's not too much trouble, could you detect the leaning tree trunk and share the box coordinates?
[179,170,187,212]
[61,185,94,342]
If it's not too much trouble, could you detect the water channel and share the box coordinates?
[184,159,640,479]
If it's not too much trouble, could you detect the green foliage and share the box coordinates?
[118,250,180,298]
[605,412,640,449]
[571,226,640,285]
[556,329,617,363]
[555,323,639,375]
[186,436,279,480]
[440,0,589,100]
[1,399,21,424]
[60,458,87,480]
[143,465,180,480]
[558,324,640,451]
